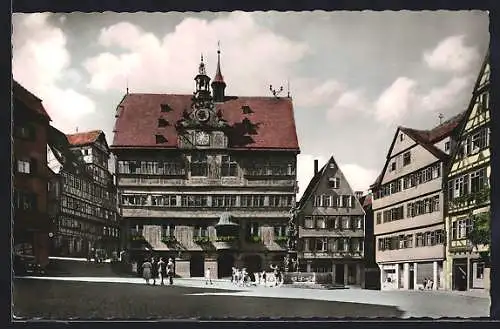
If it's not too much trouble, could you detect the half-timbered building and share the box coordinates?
[444,50,491,291]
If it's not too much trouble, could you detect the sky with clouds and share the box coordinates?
[12,11,489,198]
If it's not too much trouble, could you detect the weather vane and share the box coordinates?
[269,84,284,98]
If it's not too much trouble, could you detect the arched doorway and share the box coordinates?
[190,253,205,278]
[218,253,235,278]
[243,255,263,275]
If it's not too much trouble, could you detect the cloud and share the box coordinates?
[84,12,310,97]
[12,13,96,132]
[423,35,480,73]
[419,75,473,112]
[293,78,344,108]
[339,163,379,193]
[296,154,327,199]
[326,89,369,122]
[374,77,417,123]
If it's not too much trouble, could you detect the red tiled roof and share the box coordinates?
[112,94,300,151]
[66,130,103,146]
[12,80,51,121]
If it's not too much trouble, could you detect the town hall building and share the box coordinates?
[111,48,299,278]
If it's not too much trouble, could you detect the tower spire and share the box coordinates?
[211,40,226,102]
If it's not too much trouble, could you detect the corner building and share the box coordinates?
[371,113,464,290]
[112,52,299,278]
[444,51,491,291]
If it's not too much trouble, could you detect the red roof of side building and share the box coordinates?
[112,94,300,151]
[66,130,103,146]
[12,80,51,121]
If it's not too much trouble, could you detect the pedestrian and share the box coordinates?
[231,267,236,284]
[261,270,267,287]
[142,258,152,285]
[205,267,213,285]
[151,257,159,285]
[158,257,166,285]
[87,248,93,263]
[166,258,174,285]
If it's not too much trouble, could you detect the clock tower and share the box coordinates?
[176,53,229,149]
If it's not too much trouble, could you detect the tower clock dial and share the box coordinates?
[196,131,210,146]
[195,108,210,122]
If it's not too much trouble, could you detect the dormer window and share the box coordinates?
[329,177,340,189]
[160,104,172,112]
[329,163,335,169]
[158,118,169,127]
[155,134,167,144]
[242,105,253,114]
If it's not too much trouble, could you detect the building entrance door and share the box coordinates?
[409,267,415,290]
[453,261,468,291]
[218,253,235,279]
[335,264,344,285]
[190,253,204,277]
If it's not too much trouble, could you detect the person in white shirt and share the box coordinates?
[205,267,213,285]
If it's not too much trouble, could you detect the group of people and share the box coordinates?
[422,277,435,290]
[231,264,284,287]
[141,257,175,285]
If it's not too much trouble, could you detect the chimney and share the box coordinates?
[355,191,363,200]
[314,159,319,175]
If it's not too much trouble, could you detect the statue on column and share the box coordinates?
[287,206,298,251]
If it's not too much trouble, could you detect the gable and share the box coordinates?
[389,130,417,158]
[299,156,365,216]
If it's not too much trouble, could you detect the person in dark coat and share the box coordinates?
[158,257,167,285]
[151,257,159,285]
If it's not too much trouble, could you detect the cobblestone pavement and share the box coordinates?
[13,277,403,320]
[14,276,490,319]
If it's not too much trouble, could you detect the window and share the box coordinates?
[315,238,327,252]
[471,129,487,153]
[355,216,363,229]
[470,168,487,193]
[322,195,331,207]
[400,133,405,141]
[314,195,322,207]
[376,212,382,225]
[15,191,37,211]
[415,233,424,247]
[342,217,350,229]
[478,92,489,113]
[316,216,326,229]
[248,222,260,236]
[221,155,238,177]
[445,141,450,152]
[303,238,311,252]
[162,224,175,237]
[476,263,485,279]
[329,177,340,189]
[17,159,31,174]
[390,162,396,171]
[194,225,208,237]
[403,152,411,166]
[15,125,35,139]
[274,225,287,237]
[304,216,314,229]
[191,153,208,176]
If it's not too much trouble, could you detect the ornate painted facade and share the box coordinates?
[112,50,299,278]
[444,51,491,291]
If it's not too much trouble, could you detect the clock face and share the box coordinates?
[196,131,210,146]
[195,108,210,122]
